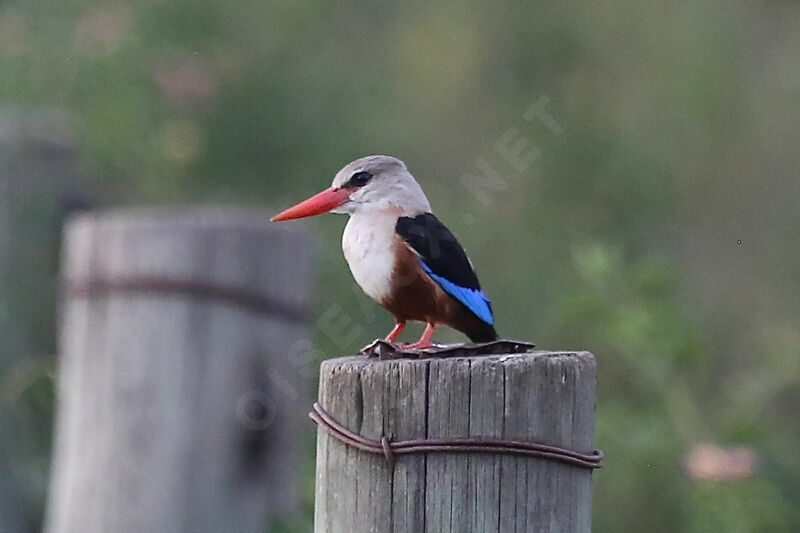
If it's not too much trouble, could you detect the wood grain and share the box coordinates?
[314,351,597,533]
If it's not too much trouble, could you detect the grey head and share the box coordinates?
[330,155,432,216]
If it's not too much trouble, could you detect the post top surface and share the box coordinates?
[321,349,595,371]
[65,207,310,237]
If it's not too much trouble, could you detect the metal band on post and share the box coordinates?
[64,276,309,324]
[310,402,604,472]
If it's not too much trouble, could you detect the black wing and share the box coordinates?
[395,213,493,325]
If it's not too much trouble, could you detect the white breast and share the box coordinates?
[342,212,398,304]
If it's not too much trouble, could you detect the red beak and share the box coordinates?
[271,187,351,221]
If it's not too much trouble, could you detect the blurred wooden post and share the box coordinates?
[0,109,87,533]
[45,209,314,533]
[314,352,598,533]
[0,109,86,359]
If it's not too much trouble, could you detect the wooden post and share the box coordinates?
[314,351,598,533]
[0,109,87,533]
[0,109,86,361]
[45,209,314,533]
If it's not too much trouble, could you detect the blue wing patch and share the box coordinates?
[421,262,494,325]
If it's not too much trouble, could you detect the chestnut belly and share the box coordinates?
[381,249,490,338]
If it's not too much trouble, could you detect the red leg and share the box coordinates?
[385,321,406,343]
[408,323,436,349]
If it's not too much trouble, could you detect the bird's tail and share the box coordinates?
[466,322,499,343]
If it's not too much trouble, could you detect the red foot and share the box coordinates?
[405,339,434,349]
[404,323,436,349]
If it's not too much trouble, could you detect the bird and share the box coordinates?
[271,155,498,349]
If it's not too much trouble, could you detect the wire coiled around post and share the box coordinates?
[309,402,603,472]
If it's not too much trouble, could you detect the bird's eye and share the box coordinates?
[348,171,373,188]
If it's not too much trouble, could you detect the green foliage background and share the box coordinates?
[1,1,799,531]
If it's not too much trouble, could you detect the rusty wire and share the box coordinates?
[310,402,604,472]
[64,276,309,324]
